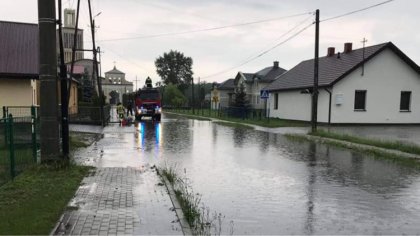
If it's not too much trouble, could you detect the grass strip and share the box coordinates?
[0,164,93,235]
[311,129,420,156]
[213,121,254,129]
[166,109,308,128]
[286,133,420,168]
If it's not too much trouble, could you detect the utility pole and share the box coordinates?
[97,46,102,77]
[88,0,105,126]
[57,0,69,157]
[69,0,80,102]
[38,0,60,160]
[311,9,320,133]
[133,76,142,92]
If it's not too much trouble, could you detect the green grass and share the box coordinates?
[311,129,420,156]
[286,133,420,168]
[166,109,308,128]
[0,164,93,235]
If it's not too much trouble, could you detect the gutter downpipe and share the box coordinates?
[324,88,332,125]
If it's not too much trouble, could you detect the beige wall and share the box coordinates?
[0,79,35,108]
[57,80,79,115]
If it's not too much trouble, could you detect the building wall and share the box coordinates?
[331,49,420,124]
[0,79,34,108]
[269,48,420,124]
[102,84,133,104]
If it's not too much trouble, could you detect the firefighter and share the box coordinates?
[116,102,125,120]
[145,76,153,88]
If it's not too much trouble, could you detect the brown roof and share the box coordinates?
[0,21,39,78]
[265,42,420,92]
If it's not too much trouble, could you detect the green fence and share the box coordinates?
[0,107,39,186]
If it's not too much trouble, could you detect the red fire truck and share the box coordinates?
[135,88,162,121]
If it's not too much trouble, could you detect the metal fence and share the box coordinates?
[218,106,267,120]
[69,105,111,125]
[0,107,38,186]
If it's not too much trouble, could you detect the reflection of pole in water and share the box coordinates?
[305,142,317,234]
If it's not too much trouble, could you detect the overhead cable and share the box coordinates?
[321,0,395,22]
[97,12,313,42]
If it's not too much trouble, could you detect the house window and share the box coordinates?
[274,93,279,110]
[354,90,367,111]
[400,91,411,111]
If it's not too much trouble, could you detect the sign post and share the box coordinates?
[260,90,270,121]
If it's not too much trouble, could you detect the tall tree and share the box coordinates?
[155,50,193,90]
[163,83,187,107]
[234,82,249,108]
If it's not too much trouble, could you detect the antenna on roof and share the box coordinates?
[361,37,368,76]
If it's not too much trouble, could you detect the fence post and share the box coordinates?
[7,114,16,179]
[31,106,37,163]
[3,107,7,145]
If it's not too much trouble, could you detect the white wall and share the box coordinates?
[269,48,420,124]
[269,89,330,122]
[331,49,420,124]
[270,90,310,121]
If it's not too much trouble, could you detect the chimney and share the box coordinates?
[327,47,335,57]
[344,42,353,53]
[273,61,279,68]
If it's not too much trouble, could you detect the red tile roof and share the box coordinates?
[0,21,39,78]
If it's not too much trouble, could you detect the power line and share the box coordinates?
[101,46,151,73]
[202,21,314,79]
[96,12,313,42]
[321,0,395,22]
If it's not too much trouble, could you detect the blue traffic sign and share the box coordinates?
[260,90,269,99]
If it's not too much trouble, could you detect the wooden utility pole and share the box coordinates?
[311,9,320,133]
[38,0,60,160]
[57,0,69,156]
[69,0,81,101]
[88,0,105,126]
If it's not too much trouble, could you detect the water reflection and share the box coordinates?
[305,142,316,235]
[233,127,246,148]
[134,121,162,153]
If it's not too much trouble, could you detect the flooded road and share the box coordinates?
[75,113,420,234]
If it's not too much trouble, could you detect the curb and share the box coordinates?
[161,176,193,236]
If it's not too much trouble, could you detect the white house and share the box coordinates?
[210,79,235,109]
[265,42,420,124]
[234,61,287,109]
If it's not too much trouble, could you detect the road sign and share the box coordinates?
[260,90,269,99]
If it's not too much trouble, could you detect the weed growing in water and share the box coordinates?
[158,165,234,235]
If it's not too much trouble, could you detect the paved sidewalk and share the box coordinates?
[54,123,182,235]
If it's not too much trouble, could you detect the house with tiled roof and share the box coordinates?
[0,21,39,108]
[265,42,420,124]
[210,78,235,109]
[234,61,287,109]
[0,21,79,114]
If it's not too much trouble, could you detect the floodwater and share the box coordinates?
[75,114,420,235]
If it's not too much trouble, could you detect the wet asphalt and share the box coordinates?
[65,113,420,235]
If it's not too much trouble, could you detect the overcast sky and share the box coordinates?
[1,0,419,89]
